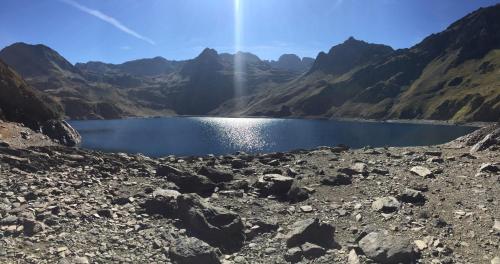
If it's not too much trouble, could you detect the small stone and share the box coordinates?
[414,240,427,251]
[73,256,90,264]
[491,256,500,264]
[300,205,313,213]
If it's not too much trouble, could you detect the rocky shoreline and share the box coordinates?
[0,123,498,263]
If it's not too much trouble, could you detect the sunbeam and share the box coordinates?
[233,0,245,109]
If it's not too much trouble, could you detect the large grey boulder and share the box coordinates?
[40,120,81,147]
[372,197,401,213]
[254,174,294,196]
[358,230,417,264]
[177,194,245,252]
[157,165,216,195]
[198,166,233,183]
[169,237,221,264]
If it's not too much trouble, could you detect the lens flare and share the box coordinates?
[234,0,245,108]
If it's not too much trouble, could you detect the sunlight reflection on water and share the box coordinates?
[195,117,277,152]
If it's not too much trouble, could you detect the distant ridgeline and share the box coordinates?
[1,4,499,122]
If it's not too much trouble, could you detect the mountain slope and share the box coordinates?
[216,4,500,122]
[0,59,62,126]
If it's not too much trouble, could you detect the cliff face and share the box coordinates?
[0,60,62,126]
[0,59,80,146]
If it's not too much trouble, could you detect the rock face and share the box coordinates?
[359,230,417,264]
[169,237,221,264]
[0,59,81,146]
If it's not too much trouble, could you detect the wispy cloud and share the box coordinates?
[59,0,156,45]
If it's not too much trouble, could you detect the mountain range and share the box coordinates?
[0,4,499,122]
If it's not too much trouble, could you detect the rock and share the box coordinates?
[399,188,426,205]
[479,163,500,173]
[301,242,325,259]
[285,218,336,248]
[231,159,246,169]
[348,249,361,264]
[493,219,500,232]
[414,240,427,251]
[157,164,184,176]
[372,197,401,213]
[286,182,310,202]
[142,189,181,216]
[491,256,500,264]
[169,237,221,264]
[176,194,245,251]
[410,166,434,178]
[97,209,113,218]
[351,162,369,176]
[167,172,216,195]
[245,218,279,240]
[23,219,44,236]
[254,174,294,196]
[321,174,352,186]
[471,133,497,152]
[198,166,233,183]
[73,256,90,264]
[300,205,313,213]
[40,120,81,147]
[284,247,303,263]
[1,215,18,225]
[359,230,417,264]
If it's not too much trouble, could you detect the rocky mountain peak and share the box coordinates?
[0,42,78,77]
[308,37,394,75]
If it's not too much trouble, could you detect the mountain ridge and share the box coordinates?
[1,4,499,122]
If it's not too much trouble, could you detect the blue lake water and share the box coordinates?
[69,117,476,157]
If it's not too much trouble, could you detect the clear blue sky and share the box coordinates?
[1,0,499,64]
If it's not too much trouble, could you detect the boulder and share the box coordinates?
[169,237,221,264]
[286,181,310,203]
[142,189,181,216]
[23,219,44,236]
[479,163,500,173]
[40,120,81,147]
[471,132,498,152]
[321,174,352,186]
[198,166,233,183]
[372,197,401,213]
[358,230,417,264]
[410,166,434,178]
[158,166,216,195]
[177,194,245,252]
[399,189,426,205]
[254,174,294,196]
[285,218,336,248]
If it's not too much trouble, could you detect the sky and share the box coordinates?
[1,0,499,64]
